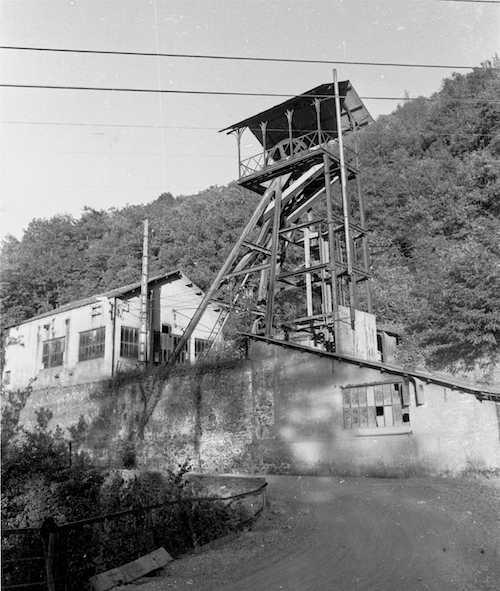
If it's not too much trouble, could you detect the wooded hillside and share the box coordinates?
[2,60,499,372]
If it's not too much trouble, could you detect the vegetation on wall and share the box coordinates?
[1,386,220,527]
[2,405,101,528]
[1,60,499,372]
[1,396,256,589]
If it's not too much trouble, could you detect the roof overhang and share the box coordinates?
[244,333,500,401]
[4,270,188,328]
[220,81,374,150]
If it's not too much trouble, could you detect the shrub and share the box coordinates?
[1,411,253,590]
[119,440,137,470]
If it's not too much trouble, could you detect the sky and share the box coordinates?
[1,0,499,241]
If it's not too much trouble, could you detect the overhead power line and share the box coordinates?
[5,148,233,158]
[436,0,500,3]
[0,45,496,71]
[1,120,222,131]
[17,184,169,189]
[2,121,494,139]
[2,83,499,105]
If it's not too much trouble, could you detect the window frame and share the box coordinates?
[156,332,189,364]
[120,326,139,359]
[78,327,106,362]
[172,335,189,364]
[342,381,410,430]
[194,338,210,360]
[42,337,65,369]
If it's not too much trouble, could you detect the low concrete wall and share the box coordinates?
[186,473,267,497]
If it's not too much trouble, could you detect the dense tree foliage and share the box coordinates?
[360,58,500,370]
[1,61,499,371]
[0,184,260,326]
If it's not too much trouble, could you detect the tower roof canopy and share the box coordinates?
[221,81,373,150]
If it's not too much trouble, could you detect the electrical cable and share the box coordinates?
[2,83,499,105]
[436,0,500,3]
[4,149,233,158]
[17,184,171,189]
[1,120,224,130]
[170,310,215,333]
[152,0,167,191]
[1,45,498,70]
[2,121,496,138]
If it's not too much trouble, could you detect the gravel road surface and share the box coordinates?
[119,475,500,591]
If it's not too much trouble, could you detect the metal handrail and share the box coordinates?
[1,483,268,591]
[239,130,356,178]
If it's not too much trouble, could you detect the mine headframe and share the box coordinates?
[170,71,374,363]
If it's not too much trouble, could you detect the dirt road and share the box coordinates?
[219,475,500,591]
[123,475,500,591]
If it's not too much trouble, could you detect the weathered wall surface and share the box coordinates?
[18,361,256,473]
[18,380,143,466]
[336,306,378,361]
[140,363,255,473]
[16,341,500,477]
[3,274,222,392]
[4,304,115,392]
[249,340,500,475]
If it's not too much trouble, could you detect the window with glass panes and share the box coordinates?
[42,337,65,369]
[343,383,409,429]
[120,326,139,358]
[195,338,210,359]
[172,335,189,363]
[159,332,174,363]
[157,333,189,363]
[79,327,105,361]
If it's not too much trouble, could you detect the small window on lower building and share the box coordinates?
[159,332,173,363]
[343,383,409,429]
[195,338,210,359]
[172,335,189,364]
[376,333,384,362]
[157,333,190,364]
[120,326,139,359]
[42,337,65,369]
[79,327,106,361]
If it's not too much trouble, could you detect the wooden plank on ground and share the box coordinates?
[89,547,173,591]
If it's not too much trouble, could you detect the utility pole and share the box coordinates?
[139,219,149,368]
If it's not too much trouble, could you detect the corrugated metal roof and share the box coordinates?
[220,81,373,149]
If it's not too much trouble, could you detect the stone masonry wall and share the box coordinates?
[17,361,255,474]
